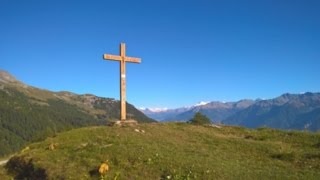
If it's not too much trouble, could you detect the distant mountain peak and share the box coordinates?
[194,101,210,106]
[143,107,169,113]
[0,70,18,83]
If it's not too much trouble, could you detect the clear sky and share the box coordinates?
[0,0,319,109]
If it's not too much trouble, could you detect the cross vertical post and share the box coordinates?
[120,43,126,121]
[103,43,141,121]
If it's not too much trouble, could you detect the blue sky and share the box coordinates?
[0,0,319,108]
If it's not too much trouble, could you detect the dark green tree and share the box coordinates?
[189,112,211,125]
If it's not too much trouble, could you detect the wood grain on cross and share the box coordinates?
[103,43,141,121]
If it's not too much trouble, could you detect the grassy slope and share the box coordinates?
[1,123,320,179]
[0,84,154,156]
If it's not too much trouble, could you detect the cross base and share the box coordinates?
[108,120,138,127]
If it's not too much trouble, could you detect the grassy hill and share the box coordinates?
[0,70,155,157]
[1,123,319,179]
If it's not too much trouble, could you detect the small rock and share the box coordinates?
[101,144,113,148]
[134,129,145,133]
[21,146,30,153]
[209,124,222,128]
[81,143,88,147]
[48,143,58,150]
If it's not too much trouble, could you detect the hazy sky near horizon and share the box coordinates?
[1,0,319,108]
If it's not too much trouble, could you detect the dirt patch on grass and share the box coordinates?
[314,142,320,148]
[271,153,296,162]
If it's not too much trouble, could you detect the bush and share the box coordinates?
[188,112,211,125]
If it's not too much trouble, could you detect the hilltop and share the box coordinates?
[0,70,155,156]
[1,123,319,179]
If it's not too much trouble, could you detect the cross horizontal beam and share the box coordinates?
[103,54,141,63]
[103,54,122,61]
[124,57,141,63]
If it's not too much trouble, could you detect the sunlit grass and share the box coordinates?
[2,123,320,179]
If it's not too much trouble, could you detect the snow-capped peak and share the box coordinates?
[194,101,210,107]
[140,107,169,113]
[149,107,169,112]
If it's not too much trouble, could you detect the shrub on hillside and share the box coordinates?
[188,112,211,125]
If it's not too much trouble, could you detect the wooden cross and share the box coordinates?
[103,43,141,121]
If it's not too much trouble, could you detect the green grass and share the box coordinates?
[1,123,320,179]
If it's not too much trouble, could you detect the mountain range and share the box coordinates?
[224,92,320,131]
[140,94,320,131]
[0,70,155,156]
[140,100,257,122]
